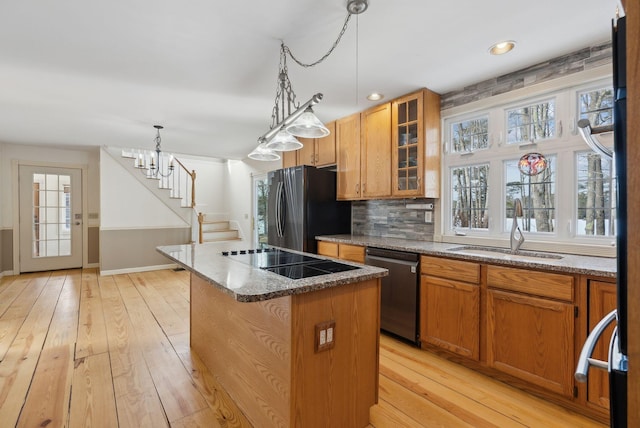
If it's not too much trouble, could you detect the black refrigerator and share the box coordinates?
[267,165,351,254]
[576,13,627,427]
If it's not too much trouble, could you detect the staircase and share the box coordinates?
[198,213,242,243]
[105,146,244,245]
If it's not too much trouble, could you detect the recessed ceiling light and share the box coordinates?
[489,40,516,55]
[367,92,384,101]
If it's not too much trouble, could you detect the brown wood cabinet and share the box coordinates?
[361,103,392,198]
[335,88,440,201]
[420,256,480,360]
[336,113,362,200]
[587,279,617,412]
[486,266,575,397]
[296,121,337,167]
[392,89,441,198]
[317,241,365,264]
[281,149,297,168]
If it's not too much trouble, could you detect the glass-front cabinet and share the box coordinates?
[392,89,441,198]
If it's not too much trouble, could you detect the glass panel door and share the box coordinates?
[19,165,82,272]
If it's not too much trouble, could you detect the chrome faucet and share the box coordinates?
[510,198,525,253]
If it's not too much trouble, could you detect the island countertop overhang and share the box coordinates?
[157,242,388,302]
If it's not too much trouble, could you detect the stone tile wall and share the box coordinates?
[441,41,612,109]
[352,198,435,241]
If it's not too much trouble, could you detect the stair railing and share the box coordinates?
[172,157,197,208]
[197,212,205,244]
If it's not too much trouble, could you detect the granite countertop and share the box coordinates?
[317,234,617,278]
[157,242,388,302]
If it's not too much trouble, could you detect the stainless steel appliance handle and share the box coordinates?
[575,309,617,382]
[276,182,283,237]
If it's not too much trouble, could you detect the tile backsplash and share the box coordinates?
[352,198,435,241]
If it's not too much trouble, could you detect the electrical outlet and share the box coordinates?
[315,321,336,352]
[424,211,433,223]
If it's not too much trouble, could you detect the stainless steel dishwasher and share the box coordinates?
[365,247,419,345]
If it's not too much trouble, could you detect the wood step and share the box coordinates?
[201,230,239,241]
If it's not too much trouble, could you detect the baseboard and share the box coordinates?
[99,263,178,276]
[0,270,15,278]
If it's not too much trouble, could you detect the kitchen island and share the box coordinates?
[157,243,387,428]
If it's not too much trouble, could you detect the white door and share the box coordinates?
[19,165,83,272]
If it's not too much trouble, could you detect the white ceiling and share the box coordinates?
[0,0,618,160]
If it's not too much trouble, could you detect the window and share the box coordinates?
[505,156,556,233]
[578,88,614,126]
[442,75,615,255]
[506,99,555,144]
[451,116,489,153]
[451,164,489,230]
[576,151,616,236]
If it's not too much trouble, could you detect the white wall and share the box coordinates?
[225,158,280,244]
[174,154,228,215]
[100,149,186,229]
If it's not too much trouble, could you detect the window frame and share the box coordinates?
[440,74,616,256]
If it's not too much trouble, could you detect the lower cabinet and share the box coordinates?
[586,279,617,412]
[420,256,480,360]
[317,241,365,264]
[486,265,575,397]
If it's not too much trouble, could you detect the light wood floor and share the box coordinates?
[0,269,606,427]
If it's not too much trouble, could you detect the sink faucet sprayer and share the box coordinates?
[510,198,525,253]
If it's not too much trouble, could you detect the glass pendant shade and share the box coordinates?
[265,129,303,151]
[248,142,281,161]
[285,107,330,138]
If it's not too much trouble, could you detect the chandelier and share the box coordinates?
[136,125,175,177]
[249,0,369,161]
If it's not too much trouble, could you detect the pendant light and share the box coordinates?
[248,0,369,160]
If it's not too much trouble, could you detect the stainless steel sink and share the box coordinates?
[448,246,563,262]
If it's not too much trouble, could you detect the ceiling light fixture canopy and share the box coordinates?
[249,0,369,161]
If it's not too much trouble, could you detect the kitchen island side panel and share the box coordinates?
[290,278,380,427]
[190,273,292,428]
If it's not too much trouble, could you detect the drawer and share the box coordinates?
[487,265,574,302]
[339,244,365,263]
[317,241,339,258]
[421,255,480,284]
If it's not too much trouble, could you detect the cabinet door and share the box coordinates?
[361,103,391,198]
[297,137,316,166]
[487,289,575,397]
[315,121,336,167]
[336,113,361,200]
[587,280,617,411]
[282,150,298,168]
[421,275,480,359]
[392,93,423,197]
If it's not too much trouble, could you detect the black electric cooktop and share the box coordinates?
[222,247,360,280]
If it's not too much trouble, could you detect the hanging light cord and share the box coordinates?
[282,12,353,68]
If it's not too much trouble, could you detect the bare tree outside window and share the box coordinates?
[507,100,555,144]
[451,164,489,230]
[576,88,615,237]
[451,117,489,152]
[505,157,556,233]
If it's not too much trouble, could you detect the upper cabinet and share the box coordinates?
[281,121,337,169]
[336,103,393,200]
[335,88,441,201]
[336,113,362,199]
[392,89,441,198]
[297,121,337,168]
[361,103,392,198]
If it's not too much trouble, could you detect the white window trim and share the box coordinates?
[438,67,616,257]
